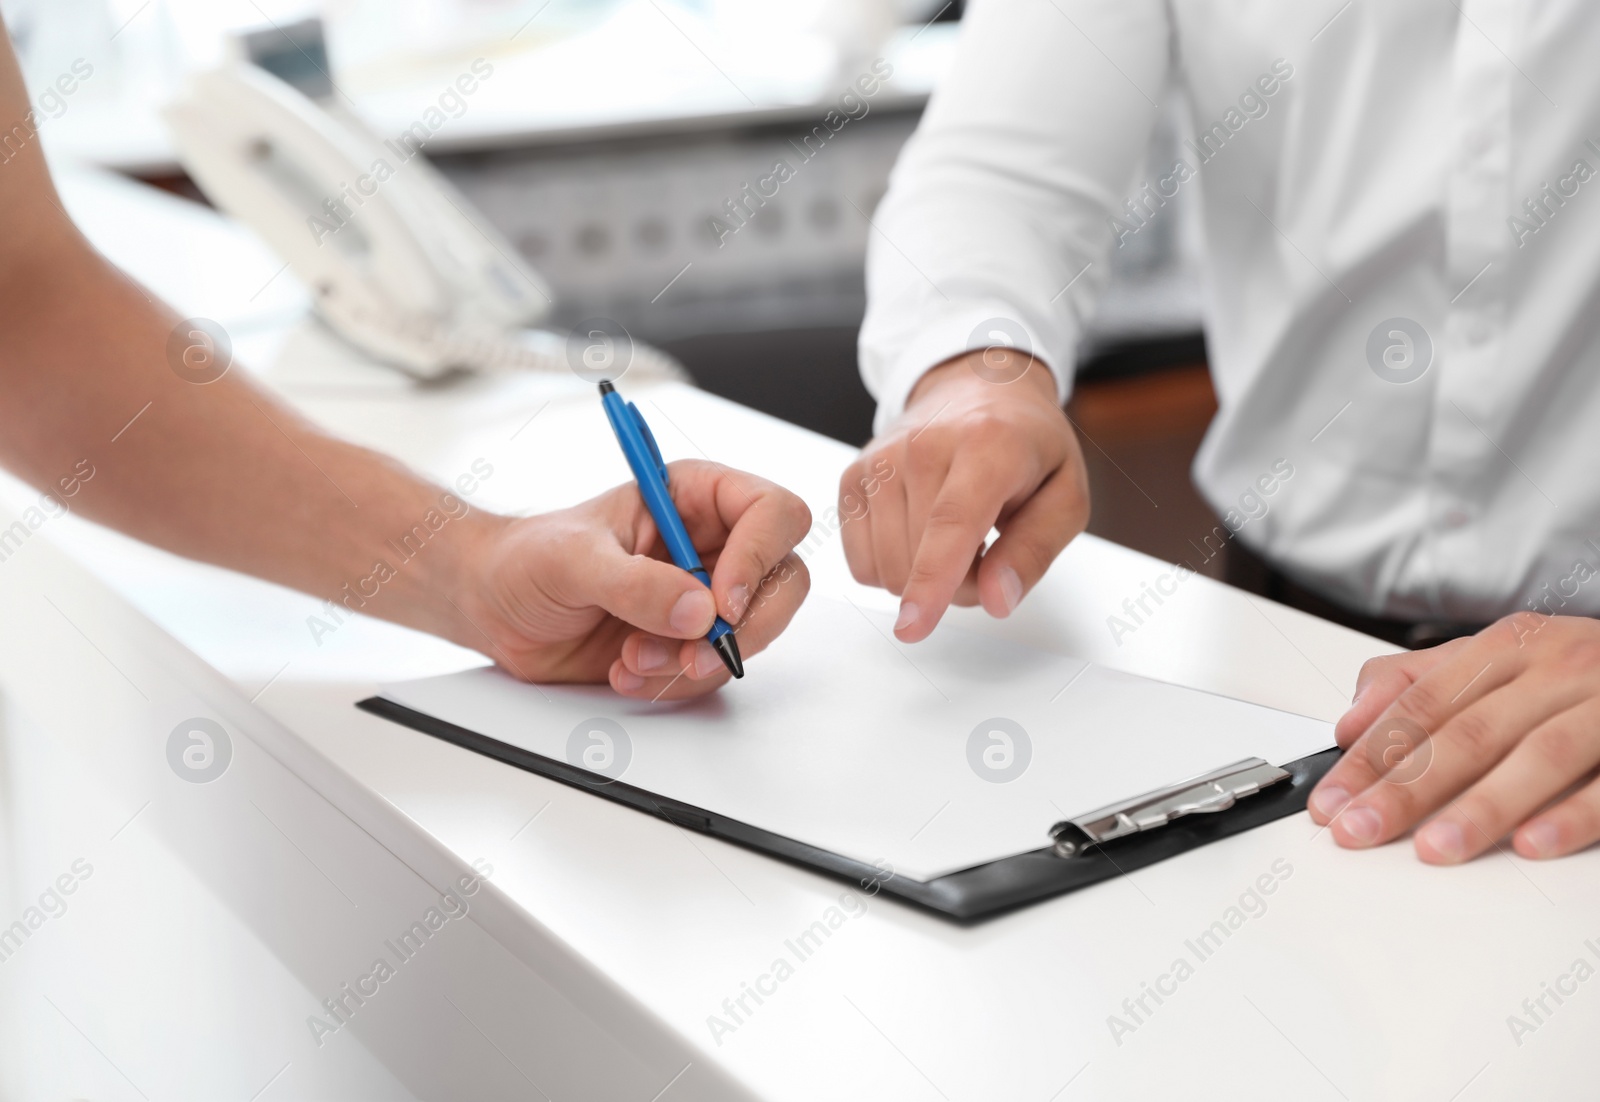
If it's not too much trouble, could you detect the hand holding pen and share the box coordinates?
[460,401,813,698]
[598,380,747,677]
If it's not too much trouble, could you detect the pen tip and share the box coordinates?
[598,380,615,395]
[711,634,744,679]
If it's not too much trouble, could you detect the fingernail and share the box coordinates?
[997,566,1023,615]
[1419,819,1465,862]
[637,637,669,672]
[727,583,751,621]
[1310,785,1349,819]
[1523,820,1561,858]
[1340,806,1383,846]
[615,669,645,692]
[670,589,715,635]
[894,602,919,633]
[691,641,722,678]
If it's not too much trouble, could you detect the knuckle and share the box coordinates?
[1500,610,1550,648]
[780,510,817,557]
[1526,718,1585,772]
[1390,678,1447,726]
[839,486,871,521]
[1442,708,1499,761]
[1357,654,1406,687]
[845,552,878,587]
[925,497,974,534]
[1553,636,1600,676]
[964,410,1010,440]
[1361,716,1428,777]
[902,431,946,469]
[838,460,867,497]
[843,445,894,487]
[1006,537,1054,585]
[904,561,944,595]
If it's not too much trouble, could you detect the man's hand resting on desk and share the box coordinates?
[840,348,1089,642]
[1310,614,1600,862]
[468,461,811,700]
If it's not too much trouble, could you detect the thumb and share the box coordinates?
[558,539,718,639]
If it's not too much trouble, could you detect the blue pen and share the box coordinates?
[597,380,743,678]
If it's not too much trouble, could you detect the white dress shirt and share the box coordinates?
[859,0,1600,623]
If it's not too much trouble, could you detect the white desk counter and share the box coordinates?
[1,167,1595,1101]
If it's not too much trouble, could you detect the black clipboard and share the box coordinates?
[358,696,1339,922]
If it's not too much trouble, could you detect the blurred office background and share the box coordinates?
[9,0,1224,576]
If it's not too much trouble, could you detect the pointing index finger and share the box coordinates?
[895,456,1009,642]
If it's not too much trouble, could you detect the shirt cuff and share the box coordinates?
[861,301,1074,436]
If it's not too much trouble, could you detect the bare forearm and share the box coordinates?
[0,233,502,647]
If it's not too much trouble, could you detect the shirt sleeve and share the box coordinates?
[859,0,1173,433]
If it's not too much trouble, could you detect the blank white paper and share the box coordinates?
[379,598,1334,882]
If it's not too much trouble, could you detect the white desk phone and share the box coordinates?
[162,62,682,383]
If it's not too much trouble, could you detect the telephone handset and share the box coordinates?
[162,63,681,382]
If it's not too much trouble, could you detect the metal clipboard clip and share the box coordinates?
[1049,757,1291,858]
